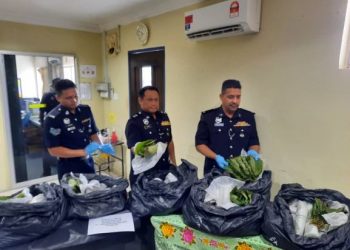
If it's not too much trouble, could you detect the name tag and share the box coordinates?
[67,126,76,131]
[161,121,171,126]
[82,118,91,123]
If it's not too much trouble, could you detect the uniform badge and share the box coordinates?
[161,121,171,126]
[143,119,149,125]
[67,126,76,131]
[234,121,251,127]
[82,118,91,123]
[214,117,224,127]
[63,118,70,125]
[49,128,61,136]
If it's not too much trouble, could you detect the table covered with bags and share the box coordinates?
[151,214,280,250]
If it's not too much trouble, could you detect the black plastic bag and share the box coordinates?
[182,170,266,237]
[128,159,198,218]
[243,170,272,201]
[61,173,129,219]
[261,183,350,250]
[0,183,67,248]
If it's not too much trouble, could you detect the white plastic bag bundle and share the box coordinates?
[132,142,167,175]
[204,176,245,210]
[76,173,108,194]
[289,200,313,236]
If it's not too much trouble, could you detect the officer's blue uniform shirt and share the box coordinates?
[125,110,172,183]
[43,104,98,179]
[195,106,260,173]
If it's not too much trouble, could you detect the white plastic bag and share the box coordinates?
[164,172,178,184]
[132,142,167,175]
[204,176,245,210]
[289,200,313,236]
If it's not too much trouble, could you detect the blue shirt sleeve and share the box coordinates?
[87,107,98,136]
[125,118,142,149]
[195,113,210,146]
[43,116,61,148]
[247,114,260,147]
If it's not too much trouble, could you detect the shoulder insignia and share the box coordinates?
[202,107,219,115]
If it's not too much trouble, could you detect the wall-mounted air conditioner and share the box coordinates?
[185,0,261,41]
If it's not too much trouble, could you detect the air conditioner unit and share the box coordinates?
[184,0,261,41]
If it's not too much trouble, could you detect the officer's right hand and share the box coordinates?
[84,142,100,156]
[215,155,228,169]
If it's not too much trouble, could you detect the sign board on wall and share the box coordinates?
[80,65,96,78]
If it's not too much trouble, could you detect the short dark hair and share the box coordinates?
[54,79,76,96]
[138,86,160,98]
[51,78,61,88]
[221,79,241,93]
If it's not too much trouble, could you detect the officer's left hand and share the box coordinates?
[247,149,260,160]
[84,142,100,156]
[100,144,116,156]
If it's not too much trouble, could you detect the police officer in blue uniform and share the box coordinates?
[125,86,176,185]
[44,79,113,181]
[195,79,261,174]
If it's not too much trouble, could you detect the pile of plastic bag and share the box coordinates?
[0,183,67,248]
[61,173,128,219]
[128,159,198,218]
[182,170,267,237]
[262,183,350,250]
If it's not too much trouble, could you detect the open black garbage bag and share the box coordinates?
[0,183,67,248]
[61,173,129,219]
[182,170,267,237]
[128,159,198,218]
[261,183,350,250]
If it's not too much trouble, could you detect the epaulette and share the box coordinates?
[202,107,219,115]
[46,106,62,119]
[132,112,141,119]
[238,108,255,116]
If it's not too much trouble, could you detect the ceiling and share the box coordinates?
[0,0,204,32]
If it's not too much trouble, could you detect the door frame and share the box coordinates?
[128,46,165,116]
[0,50,78,190]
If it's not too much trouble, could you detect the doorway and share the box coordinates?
[128,47,165,116]
[1,53,76,184]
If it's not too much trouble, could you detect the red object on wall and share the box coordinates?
[230,1,240,18]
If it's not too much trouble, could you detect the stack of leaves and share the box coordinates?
[310,198,345,230]
[230,187,253,206]
[135,139,158,158]
[226,156,263,181]
[0,192,25,201]
[68,177,81,193]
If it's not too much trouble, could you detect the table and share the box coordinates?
[151,214,281,250]
[93,141,125,178]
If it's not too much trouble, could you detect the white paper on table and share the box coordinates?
[87,211,135,235]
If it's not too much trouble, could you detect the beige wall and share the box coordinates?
[106,0,350,197]
[0,21,104,191]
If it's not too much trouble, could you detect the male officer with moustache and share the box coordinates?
[195,79,260,174]
[125,86,176,185]
[44,79,114,180]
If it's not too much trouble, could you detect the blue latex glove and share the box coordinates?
[215,155,228,169]
[100,143,116,156]
[247,149,260,160]
[84,142,100,156]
